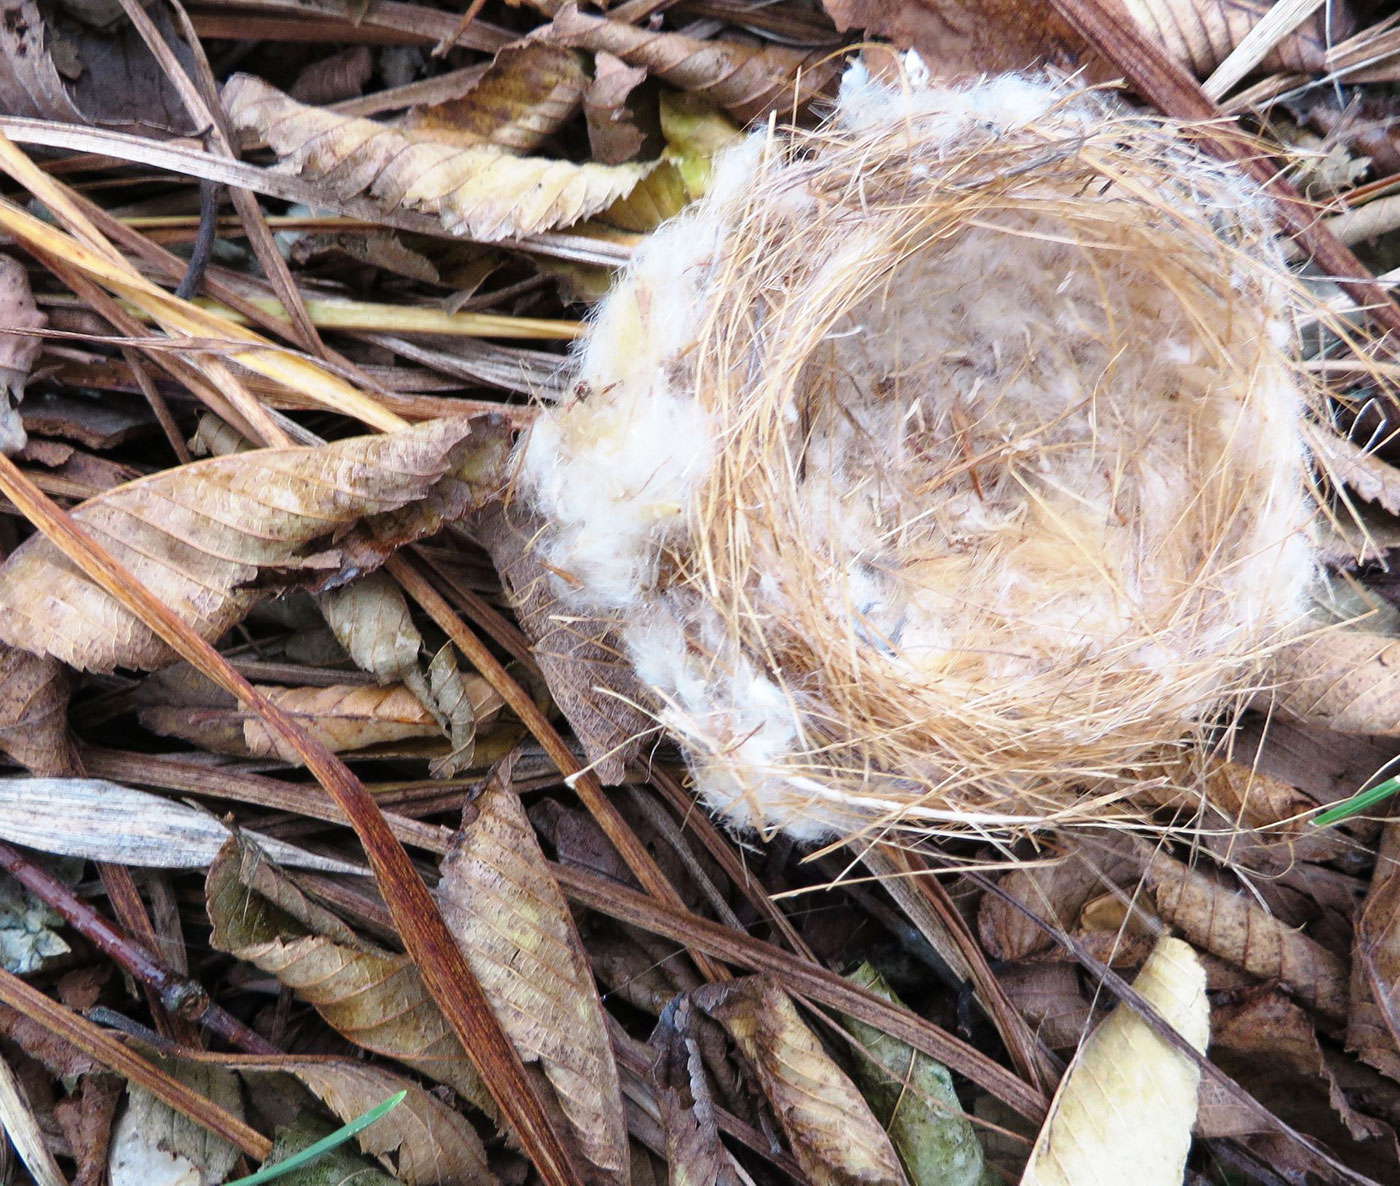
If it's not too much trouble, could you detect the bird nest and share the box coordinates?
[520,65,1320,842]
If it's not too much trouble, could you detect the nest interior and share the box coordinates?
[522,67,1319,842]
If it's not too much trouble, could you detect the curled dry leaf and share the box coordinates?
[840,963,989,1186]
[651,996,742,1186]
[0,648,76,776]
[0,778,365,874]
[0,254,44,455]
[205,839,494,1114]
[0,417,508,674]
[1022,936,1208,1186]
[225,74,650,241]
[544,3,837,123]
[1141,847,1349,1020]
[584,53,655,165]
[289,47,374,105]
[409,41,588,153]
[139,679,500,763]
[437,755,628,1181]
[229,1058,493,1186]
[1269,629,1400,735]
[0,0,83,121]
[694,976,908,1186]
[1349,824,1400,1082]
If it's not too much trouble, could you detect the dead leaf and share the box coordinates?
[1308,426,1400,517]
[0,0,83,121]
[817,0,1104,80]
[409,41,588,153]
[998,962,1100,1052]
[0,648,76,776]
[54,1073,122,1186]
[229,1058,493,1186]
[651,996,742,1186]
[1022,937,1207,1186]
[473,503,656,784]
[0,777,365,873]
[0,254,44,455]
[543,4,837,123]
[694,976,908,1186]
[225,73,650,241]
[0,417,507,674]
[1141,847,1350,1020]
[438,755,628,1181]
[1269,629,1400,735]
[289,47,374,105]
[110,1062,243,1186]
[0,1047,66,1186]
[205,839,494,1114]
[1350,824,1400,1082]
[584,53,655,165]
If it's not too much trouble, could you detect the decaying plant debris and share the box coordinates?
[1,2,1400,1186]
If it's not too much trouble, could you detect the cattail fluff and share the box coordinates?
[519,60,1318,842]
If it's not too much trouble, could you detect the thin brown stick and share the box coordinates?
[0,454,585,1186]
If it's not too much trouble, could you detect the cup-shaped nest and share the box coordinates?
[521,66,1318,842]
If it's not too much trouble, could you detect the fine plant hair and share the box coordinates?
[522,64,1330,844]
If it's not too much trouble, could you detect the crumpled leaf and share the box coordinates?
[0,777,365,874]
[1141,847,1349,1021]
[1349,822,1400,1082]
[1269,629,1400,735]
[408,41,588,153]
[0,254,44,455]
[139,678,500,764]
[584,53,655,165]
[0,648,76,776]
[225,73,650,241]
[1022,936,1208,1186]
[0,416,508,674]
[841,963,991,1186]
[1307,424,1400,517]
[230,1058,494,1186]
[437,754,628,1181]
[694,976,907,1186]
[651,996,742,1186]
[109,1062,243,1186]
[544,3,837,122]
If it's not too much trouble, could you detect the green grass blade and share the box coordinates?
[1311,775,1400,828]
[222,1090,407,1186]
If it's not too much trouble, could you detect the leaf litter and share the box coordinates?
[0,3,1399,1186]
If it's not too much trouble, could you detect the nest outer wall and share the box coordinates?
[520,62,1321,843]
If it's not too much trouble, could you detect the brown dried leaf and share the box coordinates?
[1307,426,1400,517]
[818,0,1104,80]
[1142,847,1350,1020]
[0,648,76,776]
[584,53,655,165]
[205,839,494,1114]
[438,756,627,1180]
[289,47,374,106]
[694,976,907,1186]
[651,996,742,1186]
[1120,0,1359,79]
[977,836,1140,961]
[0,254,43,455]
[232,1058,493,1186]
[409,42,588,153]
[225,73,649,241]
[0,0,84,120]
[544,4,837,123]
[1022,937,1207,1186]
[0,418,506,674]
[110,1062,243,1186]
[1350,824,1400,1082]
[473,503,656,784]
[1270,629,1400,735]
[998,962,1099,1052]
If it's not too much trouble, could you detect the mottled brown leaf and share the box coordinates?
[0,648,76,775]
[544,4,837,123]
[584,53,655,165]
[1350,824,1400,1082]
[1270,630,1400,735]
[409,42,588,153]
[1142,847,1349,1020]
[231,1058,494,1186]
[0,0,83,121]
[651,997,741,1186]
[205,840,494,1113]
[695,976,907,1186]
[0,418,504,674]
[225,74,649,241]
[998,962,1099,1052]
[289,47,374,105]
[473,503,656,784]
[438,756,627,1181]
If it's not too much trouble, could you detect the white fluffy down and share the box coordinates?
[519,66,1316,841]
